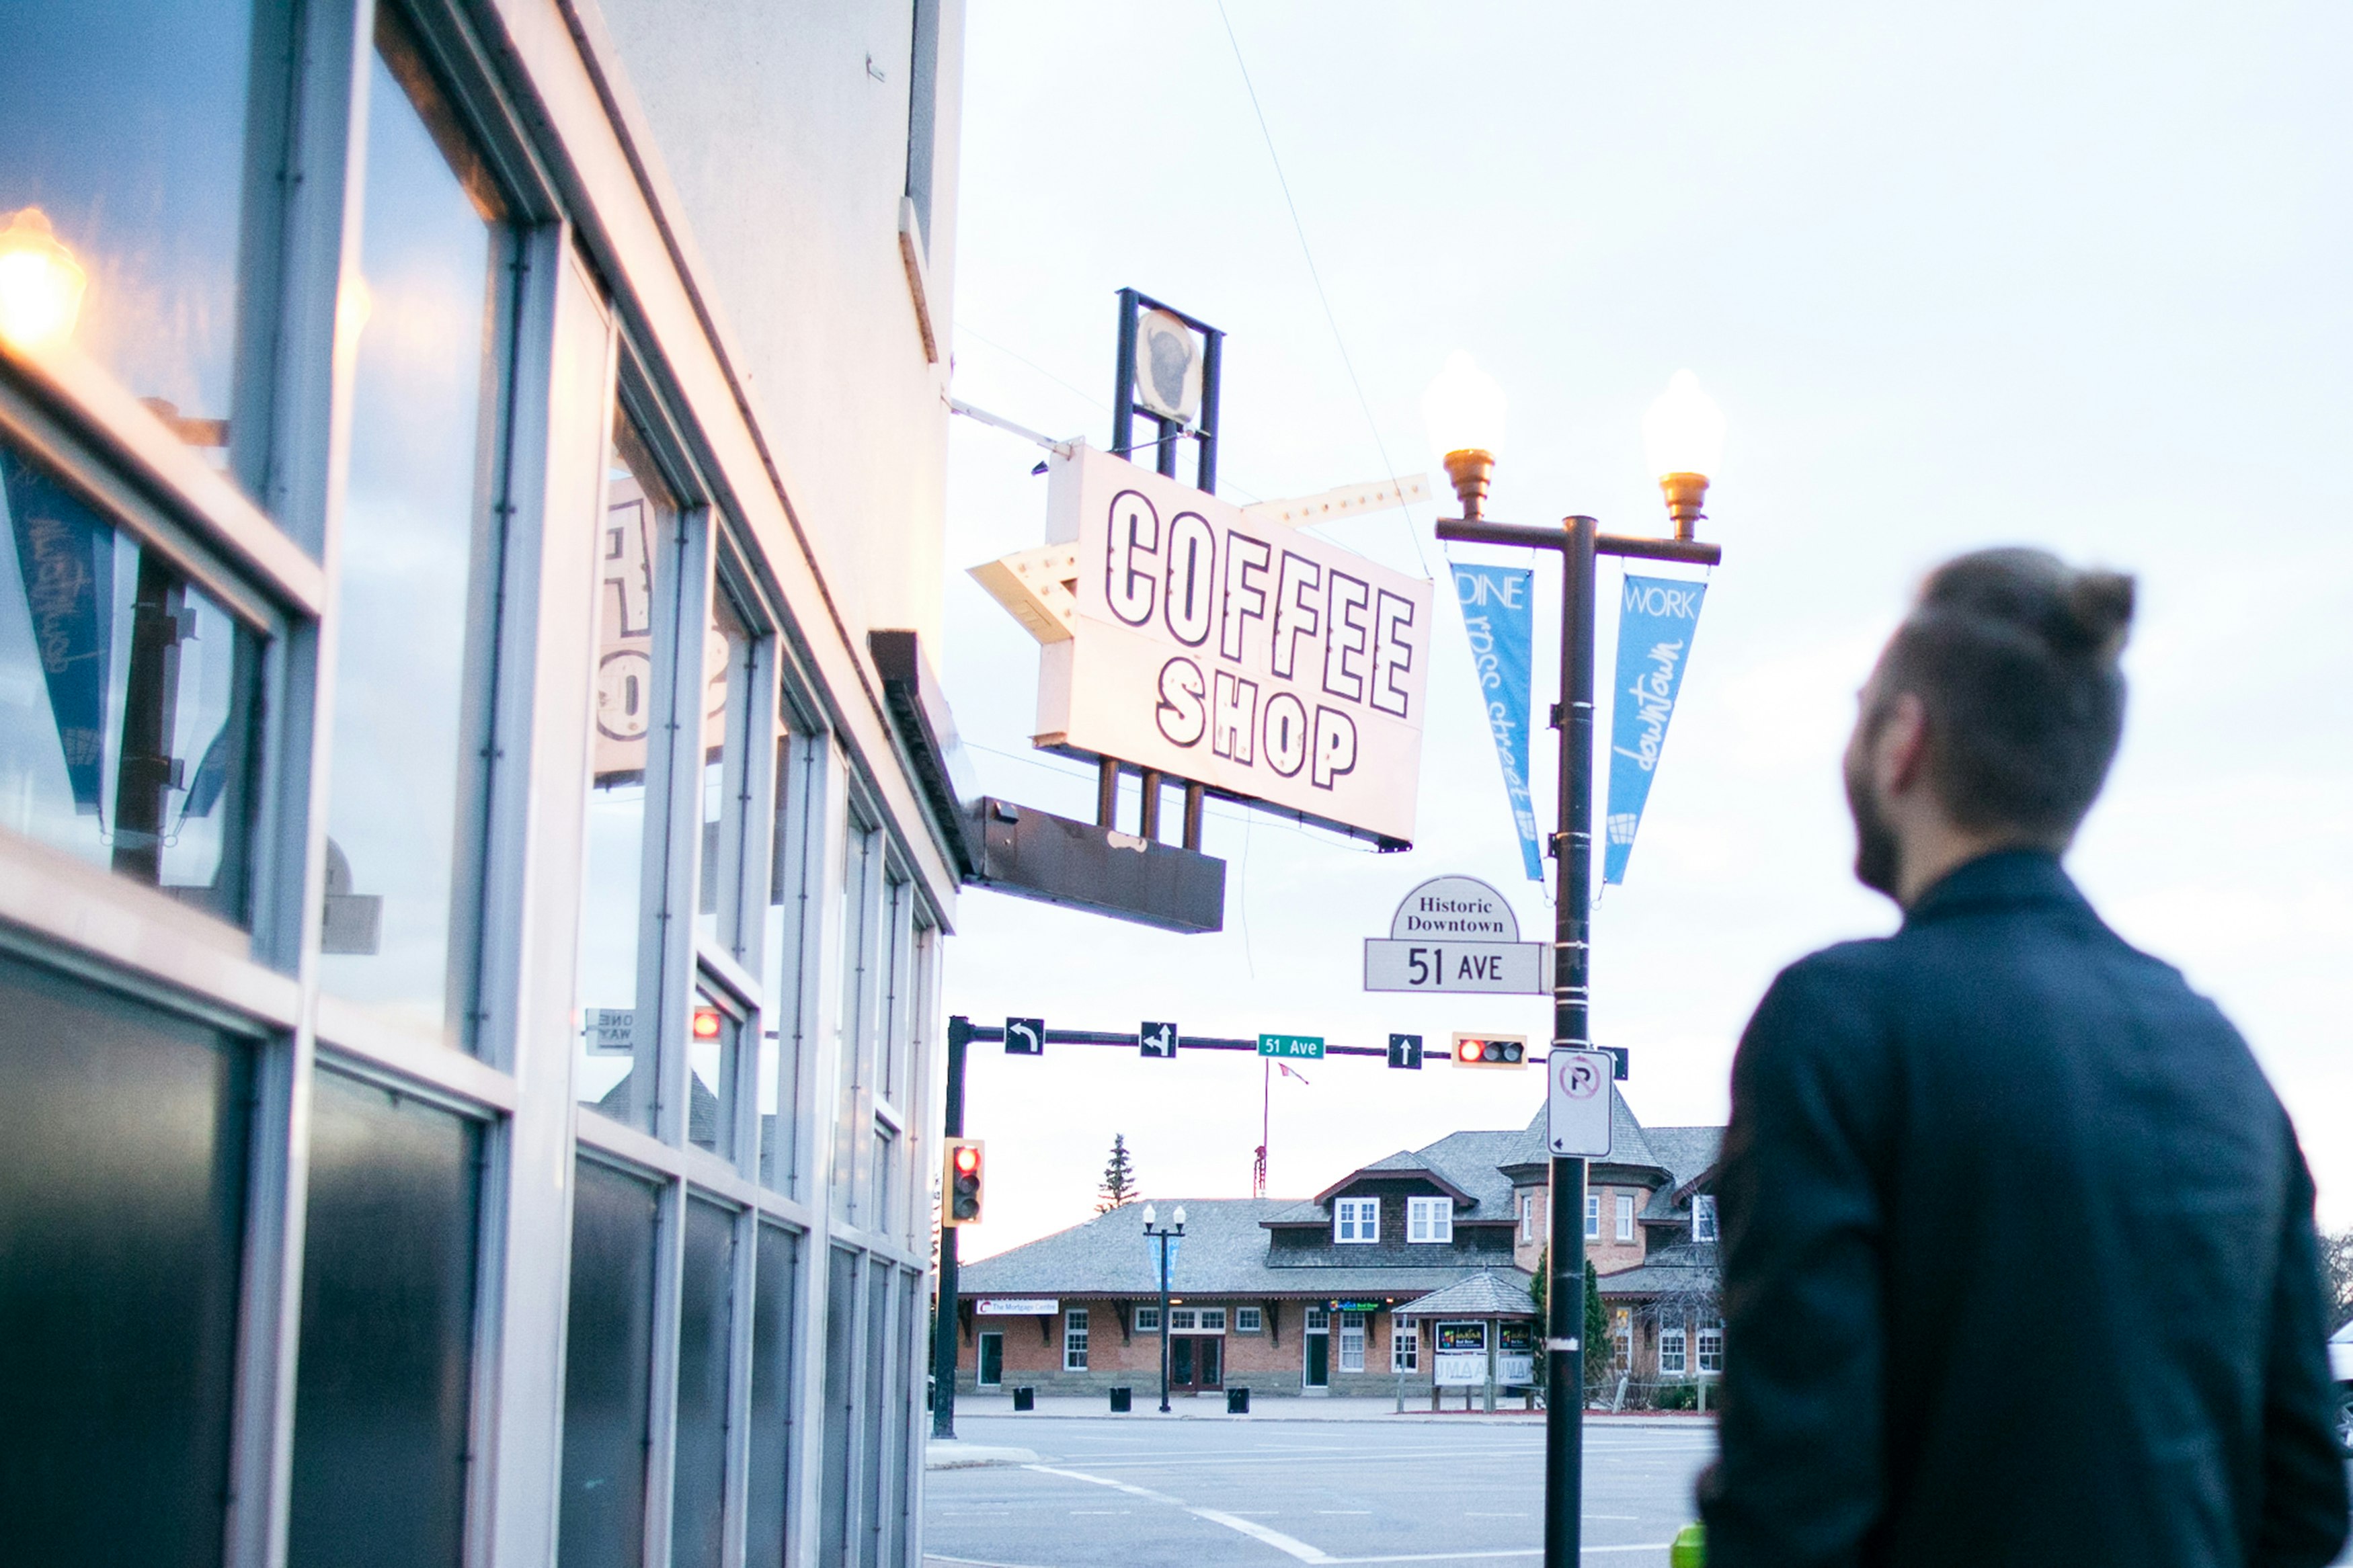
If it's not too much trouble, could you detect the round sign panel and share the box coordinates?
[1389,875,1521,942]
[1555,1050,1605,1100]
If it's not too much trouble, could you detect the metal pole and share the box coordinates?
[1197,329,1224,494]
[1112,288,1138,458]
[1544,516,1599,1568]
[1158,1235,1173,1413]
[932,1017,971,1439]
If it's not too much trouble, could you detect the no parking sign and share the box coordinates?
[1547,1048,1613,1157]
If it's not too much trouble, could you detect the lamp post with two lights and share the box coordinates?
[1421,358,1727,1568]
[1140,1203,1187,1414]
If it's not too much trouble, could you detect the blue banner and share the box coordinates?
[1604,575,1707,884]
[1147,1234,1181,1287]
[1451,564,1542,882]
[3,447,114,815]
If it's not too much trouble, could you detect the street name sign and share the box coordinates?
[1364,874,1548,994]
[1257,1034,1324,1061]
[1547,1048,1614,1157]
[1140,1021,1179,1059]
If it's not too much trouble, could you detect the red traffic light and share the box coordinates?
[943,1138,986,1226]
[1451,1034,1528,1069]
[692,1007,723,1040]
[953,1145,980,1175]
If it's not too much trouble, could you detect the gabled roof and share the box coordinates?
[1595,1241,1719,1300]
[1394,1269,1537,1319]
[1637,1127,1724,1217]
[1310,1157,1475,1208]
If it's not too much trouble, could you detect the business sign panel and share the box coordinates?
[1037,445,1434,845]
[974,1298,1060,1316]
[1433,1319,1490,1387]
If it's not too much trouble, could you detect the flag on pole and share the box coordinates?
[1603,575,1708,884]
[1451,563,1543,881]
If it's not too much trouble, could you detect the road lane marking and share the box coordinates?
[1316,1510,1372,1515]
[1322,1548,1670,1563]
[1025,1464,1334,1563]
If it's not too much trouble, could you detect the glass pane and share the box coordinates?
[672,1199,735,1568]
[696,585,750,946]
[744,1225,798,1568]
[0,1,266,493]
[859,1257,892,1568]
[318,13,507,1044]
[288,1073,481,1568]
[688,985,738,1161]
[578,420,674,1130]
[758,731,812,1194]
[0,431,262,922]
[0,949,250,1564]
[832,825,873,1221]
[559,1159,660,1568]
[817,1247,856,1568]
[876,877,908,1104]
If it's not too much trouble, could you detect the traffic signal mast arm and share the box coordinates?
[945,1016,1578,1062]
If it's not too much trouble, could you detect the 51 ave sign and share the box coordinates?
[1036,444,1434,845]
[1364,875,1548,994]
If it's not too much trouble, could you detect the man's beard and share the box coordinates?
[1845,748,1901,899]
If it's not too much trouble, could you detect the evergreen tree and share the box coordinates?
[1096,1133,1140,1213]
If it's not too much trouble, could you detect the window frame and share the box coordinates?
[1233,1307,1261,1334]
[1585,1192,1600,1239]
[1691,1194,1718,1243]
[1132,1306,1160,1333]
[1333,1196,1378,1243]
[1659,1315,1687,1376]
[1063,1307,1089,1372]
[1406,1195,1453,1244]
[1615,1192,1635,1242]
[1390,1320,1419,1372]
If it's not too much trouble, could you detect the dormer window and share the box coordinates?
[1406,1195,1452,1243]
[1692,1194,1718,1243]
[1334,1197,1379,1243]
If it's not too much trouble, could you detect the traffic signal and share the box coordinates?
[1451,1033,1528,1069]
[943,1138,985,1225]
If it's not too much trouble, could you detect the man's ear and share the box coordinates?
[1876,691,1931,797]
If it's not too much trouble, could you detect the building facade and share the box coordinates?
[2,3,965,1567]
[955,1093,1725,1403]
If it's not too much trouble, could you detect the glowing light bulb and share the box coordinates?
[1420,350,1509,462]
[1142,1204,1157,1226]
[1642,370,1726,483]
[0,208,88,351]
[1171,1205,1187,1227]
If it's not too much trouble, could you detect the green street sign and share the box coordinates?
[1258,1034,1324,1060]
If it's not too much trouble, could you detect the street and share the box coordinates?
[924,1414,1714,1568]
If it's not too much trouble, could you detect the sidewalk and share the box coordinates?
[932,1391,1717,1426]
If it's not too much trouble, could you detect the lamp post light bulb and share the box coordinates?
[1421,351,1509,520]
[1172,1205,1187,1228]
[1142,1204,1156,1227]
[1642,370,1726,540]
[0,208,87,352]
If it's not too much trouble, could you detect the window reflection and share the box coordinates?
[578,419,673,1132]
[697,585,752,946]
[688,987,738,1161]
[317,13,508,1046]
[0,430,261,922]
[0,1,270,490]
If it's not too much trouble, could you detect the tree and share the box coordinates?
[1096,1134,1140,1213]
[1526,1247,1615,1405]
[2321,1225,2353,1333]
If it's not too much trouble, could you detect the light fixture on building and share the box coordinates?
[0,208,88,351]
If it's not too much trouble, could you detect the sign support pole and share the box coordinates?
[931,1016,971,1440]
[1545,515,1597,1568]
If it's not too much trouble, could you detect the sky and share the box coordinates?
[934,1,2353,1255]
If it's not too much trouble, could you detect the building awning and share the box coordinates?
[1391,1270,1536,1319]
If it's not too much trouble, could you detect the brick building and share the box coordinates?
[954,1091,1724,1399]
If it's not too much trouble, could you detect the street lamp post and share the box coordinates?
[1141,1203,1185,1413]
[1423,359,1726,1568]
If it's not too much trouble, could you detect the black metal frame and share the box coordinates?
[1111,287,1224,493]
[1432,511,1720,1568]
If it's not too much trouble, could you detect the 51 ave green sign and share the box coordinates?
[1257,1034,1324,1060]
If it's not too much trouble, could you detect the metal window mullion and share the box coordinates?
[635,497,704,1146]
[223,1024,308,1568]
[720,1206,759,1568]
[643,1177,688,1568]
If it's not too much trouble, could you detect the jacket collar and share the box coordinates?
[1902,848,2090,928]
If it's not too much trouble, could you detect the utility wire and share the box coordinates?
[1213,1,1431,580]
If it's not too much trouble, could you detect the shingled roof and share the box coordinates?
[959,1199,1507,1300]
[1394,1269,1538,1319]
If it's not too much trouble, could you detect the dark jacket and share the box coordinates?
[1699,850,2348,1567]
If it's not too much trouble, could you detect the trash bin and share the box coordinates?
[1226,1387,1250,1415]
[1109,1387,1132,1413]
[1669,1523,1705,1568]
[1012,1387,1035,1412]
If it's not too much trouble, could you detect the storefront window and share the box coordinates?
[318,11,510,1044]
[688,985,740,1160]
[0,432,262,922]
[0,1,274,496]
[578,419,676,1130]
[696,583,752,945]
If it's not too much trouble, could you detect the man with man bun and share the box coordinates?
[1698,549,2349,1567]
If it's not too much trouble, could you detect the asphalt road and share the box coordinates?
[923,1416,1714,1568]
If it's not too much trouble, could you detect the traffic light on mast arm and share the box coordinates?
[1451,1033,1528,1069]
[943,1138,985,1226]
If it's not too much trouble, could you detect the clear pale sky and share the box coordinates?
[936,1,2353,1255]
